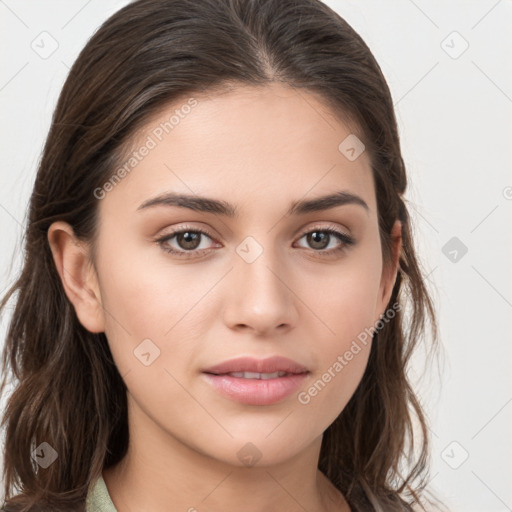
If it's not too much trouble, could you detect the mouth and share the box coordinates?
[209,371,293,379]
[201,356,310,405]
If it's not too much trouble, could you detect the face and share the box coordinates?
[78,83,399,467]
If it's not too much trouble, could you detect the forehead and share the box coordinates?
[101,83,376,216]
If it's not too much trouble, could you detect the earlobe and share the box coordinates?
[47,221,105,333]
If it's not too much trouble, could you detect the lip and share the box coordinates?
[202,372,309,405]
[202,356,309,405]
[202,356,309,375]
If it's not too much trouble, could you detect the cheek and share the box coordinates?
[294,252,381,417]
[305,249,383,346]
[93,232,194,369]
[96,224,205,334]
[296,280,374,429]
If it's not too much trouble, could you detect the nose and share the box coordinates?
[222,244,299,336]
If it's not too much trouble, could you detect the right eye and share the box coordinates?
[156,226,220,258]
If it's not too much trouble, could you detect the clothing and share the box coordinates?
[86,474,118,512]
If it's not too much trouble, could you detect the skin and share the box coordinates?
[48,82,401,512]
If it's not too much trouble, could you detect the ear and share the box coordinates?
[47,221,105,333]
[376,219,402,319]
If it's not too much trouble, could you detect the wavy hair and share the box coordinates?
[0,0,439,510]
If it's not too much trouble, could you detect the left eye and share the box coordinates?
[156,226,355,258]
[295,228,355,253]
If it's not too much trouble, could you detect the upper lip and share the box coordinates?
[203,356,309,375]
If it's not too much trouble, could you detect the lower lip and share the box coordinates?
[202,372,309,405]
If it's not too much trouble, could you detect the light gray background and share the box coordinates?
[1,1,511,511]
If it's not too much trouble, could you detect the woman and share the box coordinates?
[0,0,440,510]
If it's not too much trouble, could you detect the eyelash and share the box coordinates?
[155,224,355,259]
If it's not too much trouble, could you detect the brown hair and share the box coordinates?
[0,0,440,510]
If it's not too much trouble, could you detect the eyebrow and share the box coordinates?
[137,190,369,217]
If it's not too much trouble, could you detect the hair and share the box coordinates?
[0,0,440,511]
